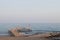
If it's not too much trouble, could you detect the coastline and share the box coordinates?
[0,36,52,40]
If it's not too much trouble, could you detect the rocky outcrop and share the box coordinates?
[8,27,32,37]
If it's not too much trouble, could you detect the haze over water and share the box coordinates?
[0,23,60,35]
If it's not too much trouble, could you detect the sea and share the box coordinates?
[0,23,60,36]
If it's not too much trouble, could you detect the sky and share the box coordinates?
[0,0,60,23]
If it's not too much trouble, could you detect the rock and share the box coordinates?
[8,27,32,37]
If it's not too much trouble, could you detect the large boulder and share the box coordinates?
[8,27,32,37]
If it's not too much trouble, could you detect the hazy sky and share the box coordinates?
[0,0,60,23]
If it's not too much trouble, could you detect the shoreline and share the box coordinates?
[0,35,59,40]
[0,36,52,40]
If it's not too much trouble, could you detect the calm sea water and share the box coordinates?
[0,23,60,36]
